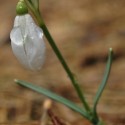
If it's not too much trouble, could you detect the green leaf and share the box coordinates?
[15,79,89,119]
[93,48,113,113]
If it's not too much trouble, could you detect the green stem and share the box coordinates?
[40,19,90,112]
[29,8,91,112]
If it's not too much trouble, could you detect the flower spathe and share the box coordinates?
[10,14,45,71]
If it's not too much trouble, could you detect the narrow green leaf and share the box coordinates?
[93,48,113,112]
[15,79,89,119]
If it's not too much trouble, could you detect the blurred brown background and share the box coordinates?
[0,0,125,125]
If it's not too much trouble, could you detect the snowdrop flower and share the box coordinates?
[10,0,45,71]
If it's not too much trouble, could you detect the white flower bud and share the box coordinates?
[10,14,45,71]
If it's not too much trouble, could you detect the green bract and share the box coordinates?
[16,0,28,15]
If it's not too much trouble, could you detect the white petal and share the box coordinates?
[10,27,29,68]
[10,14,45,71]
[24,29,45,70]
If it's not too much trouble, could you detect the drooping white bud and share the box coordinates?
[10,14,45,71]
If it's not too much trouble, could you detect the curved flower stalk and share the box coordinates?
[10,0,45,71]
